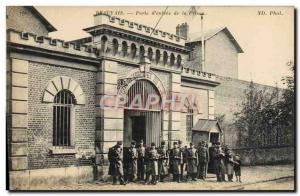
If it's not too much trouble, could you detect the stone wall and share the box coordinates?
[214,75,294,166]
[232,146,294,166]
[214,75,282,148]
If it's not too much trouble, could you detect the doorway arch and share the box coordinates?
[123,79,162,147]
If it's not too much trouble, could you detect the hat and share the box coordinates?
[178,140,182,144]
[173,142,178,145]
[151,142,156,146]
[131,141,136,145]
[140,139,144,143]
[117,141,123,146]
[190,142,194,145]
[161,141,166,145]
[215,141,220,145]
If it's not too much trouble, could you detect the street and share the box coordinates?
[33,164,295,191]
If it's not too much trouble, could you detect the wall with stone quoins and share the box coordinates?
[27,61,96,170]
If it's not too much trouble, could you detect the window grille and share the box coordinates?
[53,90,76,147]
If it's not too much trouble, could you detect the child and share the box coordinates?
[233,154,242,183]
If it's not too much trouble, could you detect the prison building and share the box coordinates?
[7,6,292,190]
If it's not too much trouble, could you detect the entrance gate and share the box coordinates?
[123,79,162,147]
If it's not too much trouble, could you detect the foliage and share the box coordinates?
[233,61,295,148]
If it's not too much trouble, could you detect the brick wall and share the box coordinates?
[27,62,96,170]
[6,7,49,36]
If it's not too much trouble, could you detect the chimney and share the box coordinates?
[176,22,189,40]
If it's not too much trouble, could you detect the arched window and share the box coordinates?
[177,55,182,67]
[155,50,160,64]
[139,46,145,63]
[130,43,137,59]
[122,41,128,57]
[100,36,108,53]
[53,90,76,147]
[148,47,153,62]
[112,39,118,56]
[170,53,175,66]
[186,107,193,142]
[163,51,168,65]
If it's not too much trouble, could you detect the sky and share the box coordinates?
[36,6,294,88]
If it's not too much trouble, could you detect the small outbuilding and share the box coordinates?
[192,119,223,146]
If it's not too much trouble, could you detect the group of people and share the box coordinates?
[107,140,241,185]
[212,142,242,183]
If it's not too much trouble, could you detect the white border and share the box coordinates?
[1,0,298,195]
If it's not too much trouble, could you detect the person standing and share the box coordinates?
[170,141,182,183]
[197,141,209,180]
[157,141,169,182]
[186,142,198,181]
[108,141,126,185]
[137,139,146,181]
[213,142,226,182]
[226,150,235,182]
[145,142,159,185]
[178,140,187,181]
[233,154,242,183]
[224,145,230,181]
[127,141,138,182]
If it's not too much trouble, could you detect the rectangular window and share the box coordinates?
[53,90,74,147]
[53,105,71,146]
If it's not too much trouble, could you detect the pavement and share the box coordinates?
[33,164,295,191]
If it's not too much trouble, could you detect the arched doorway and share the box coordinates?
[123,79,162,147]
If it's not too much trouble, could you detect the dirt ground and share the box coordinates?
[34,164,295,191]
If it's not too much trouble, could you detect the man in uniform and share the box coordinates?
[186,142,198,181]
[108,141,126,185]
[157,141,169,182]
[145,142,159,185]
[170,141,182,183]
[127,141,138,182]
[137,139,146,181]
[178,140,187,181]
[213,142,226,182]
[197,141,209,180]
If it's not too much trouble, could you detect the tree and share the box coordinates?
[234,61,295,148]
[233,81,279,147]
[276,61,295,145]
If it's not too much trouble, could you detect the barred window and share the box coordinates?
[53,90,76,146]
[186,107,193,142]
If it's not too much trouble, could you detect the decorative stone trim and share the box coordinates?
[49,147,77,155]
[7,29,98,59]
[9,58,29,172]
[92,13,186,45]
[181,67,216,82]
[42,76,86,105]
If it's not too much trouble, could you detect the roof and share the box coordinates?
[25,6,57,32]
[192,119,222,133]
[187,27,243,53]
